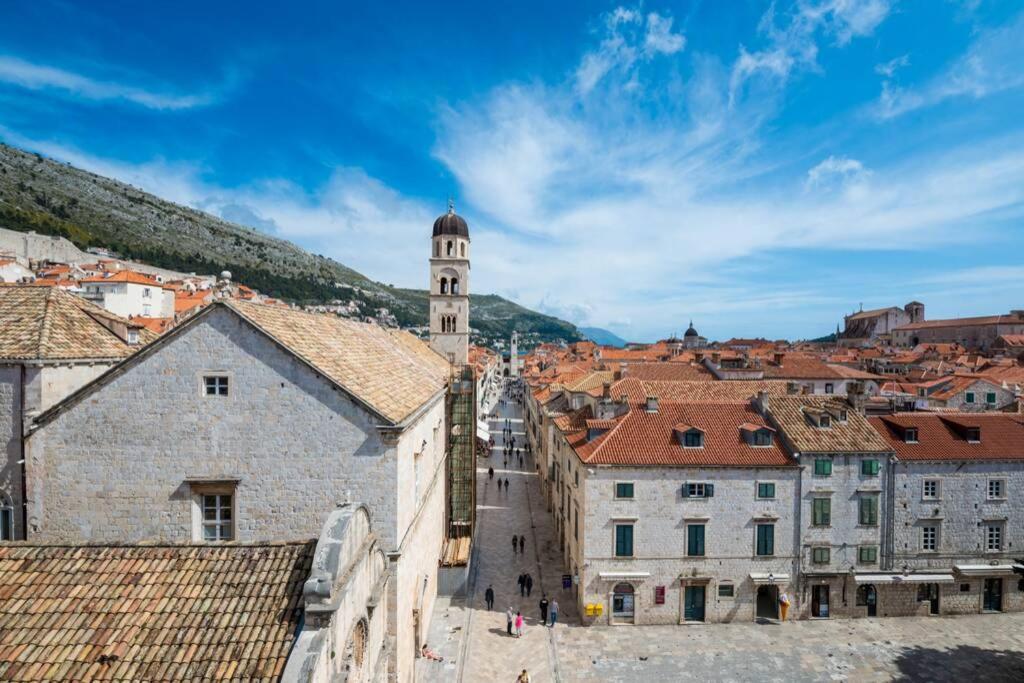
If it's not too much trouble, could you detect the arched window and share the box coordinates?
[447,241,453,256]
[451,277,459,295]
[434,241,440,257]
[440,277,448,294]
[0,493,12,541]
[450,315,457,332]
[460,242,466,257]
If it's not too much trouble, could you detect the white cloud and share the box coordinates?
[874,12,1024,119]
[0,55,226,110]
[806,155,871,189]
[875,54,909,78]
[575,6,685,95]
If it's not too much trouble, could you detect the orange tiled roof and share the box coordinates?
[767,396,893,453]
[134,316,173,334]
[894,313,1024,330]
[0,542,313,682]
[624,362,713,381]
[609,377,793,404]
[870,413,1024,461]
[81,270,166,287]
[574,401,794,467]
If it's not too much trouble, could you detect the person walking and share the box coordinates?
[517,669,531,683]
[497,477,503,492]
[506,607,515,636]
[539,595,549,624]
[485,584,495,610]
[514,611,524,637]
[525,574,533,597]
[549,599,559,627]
[518,573,526,596]
[504,479,509,493]
[512,535,518,555]
[519,535,525,555]
[488,466,494,480]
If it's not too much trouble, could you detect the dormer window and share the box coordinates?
[904,427,918,443]
[819,414,831,428]
[675,425,704,448]
[753,430,772,446]
[965,427,981,443]
[127,329,140,345]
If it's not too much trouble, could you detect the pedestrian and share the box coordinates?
[504,479,509,493]
[519,534,526,554]
[497,477,503,491]
[514,611,524,637]
[519,454,523,468]
[504,456,508,468]
[485,584,495,610]
[488,466,494,480]
[512,535,518,554]
[539,594,549,623]
[549,599,559,627]
[525,573,533,596]
[506,607,514,636]
[517,669,531,683]
[518,573,526,596]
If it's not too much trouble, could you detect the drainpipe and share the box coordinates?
[19,364,27,540]
[793,452,803,613]
[883,454,896,571]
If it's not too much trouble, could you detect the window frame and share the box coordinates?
[755,523,775,557]
[756,481,776,499]
[965,391,975,404]
[811,546,830,564]
[986,391,997,405]
[861,459,880,476]
[824,383,834,394]
[753,430,773,446]
[859,495,879,526]
[813,459,832,476]
[858,545,878,564]
[202,374,230,397]
[904,427,918,443]
[614,523,634,558]
[686,523,705,557]
[812,497,831,527]
[614,482,635,500]
[986,524,1003,552]
[0,503,12,541]
[190,483,237,542]
[922,479,940,500]
[683,430,704,448]
[921,525,938,552]
[987,479,1006,500]
[682,482,713,498]
[718,584,734,598]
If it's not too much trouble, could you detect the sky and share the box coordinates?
[1,0,1024,342]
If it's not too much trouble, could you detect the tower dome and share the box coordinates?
[684,320,699,338]
[432,202,470,238]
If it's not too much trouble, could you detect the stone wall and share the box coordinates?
[0,366,22,539]
[25,307,401,546]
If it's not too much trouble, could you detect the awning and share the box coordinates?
[955,564,1024,576]
[749,573,790,584]
[855,573,955,584]
[476,419,490,441]
[598,572,651,580]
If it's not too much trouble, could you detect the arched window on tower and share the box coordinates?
[447,241,453,256]
[451,277,459,295]
[440,277,448,295]
[460,242,466,257]
[0,493,12,540]
[450,315,457,332]
[434,241,440,257]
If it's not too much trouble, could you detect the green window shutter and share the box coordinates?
[859,497,878,526]
[705,484,714,498]
[615,525,634,556]
[813,498,831,526]
[965,392,975,403]
[861,460,879,476]
[986,392,996,404]
[681,482,689,498]
[859,546,878,563]
[756,524,774,556]
[758,483,775,498]
[814,459,832,476]
[688,524,705,556]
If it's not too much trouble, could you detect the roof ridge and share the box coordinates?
[36,285,59,358]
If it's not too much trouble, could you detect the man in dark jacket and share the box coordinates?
[539,595,549,623]
[525,573,534,596]
[485,585,495,610]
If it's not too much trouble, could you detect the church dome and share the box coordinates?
[432,206,470,238]
[684,321,699,338]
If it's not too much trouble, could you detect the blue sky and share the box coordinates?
[2,0,1023,342]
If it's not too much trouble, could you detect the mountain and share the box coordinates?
[579,326,628,348]
[0,143,579,345]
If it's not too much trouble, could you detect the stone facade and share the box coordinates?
[24,306,446,682]
[577,466,800,625]
[892,311,1024,350]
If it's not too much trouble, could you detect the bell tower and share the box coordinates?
[429,200,470,365]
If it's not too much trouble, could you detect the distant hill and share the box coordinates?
[0,143,580,345]
[579,326,628,348]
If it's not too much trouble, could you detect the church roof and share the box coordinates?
[432,208,470,238]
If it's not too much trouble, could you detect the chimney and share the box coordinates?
[694,351,704,363]
[786,381,800,396]
[619,393,629,406]
[620,363,629,377]
[756,390,770,414]
[602,382,612,399]
[712,352,721,365]
[645,395,659,413]
[774,352,785,366]
[848,381,867,415]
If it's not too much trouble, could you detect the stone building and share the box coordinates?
[429,202,470,366]
[870,413,1024,616]
[760,394,896,619]
[24,299,449,682]
[840,302,924,346]
[892,311,1024,351]
[80,270,176,319]
[0,284,150,540]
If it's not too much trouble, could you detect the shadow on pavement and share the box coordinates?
[893,645,1024,682]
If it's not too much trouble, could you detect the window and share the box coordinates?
[858,546,878,564]
[825,383,834,394]
[143,287,152,298]
[960,583,971,593]
[757,482,775,499]
[814,459,832,476]
[812,547,830,564]
[965,427,981,442]
[451,277,460,295]
[861,459,880,476]
[718,584,734,597]
[614,524,634,557]
[615,482,634,499]
[859,496,878,526]
[812,498,831,526]
[987,525,1003,551]
[684,431,704,448]
[682,483,713,498]
[904,428,918,443]
[922,526,937,552]
[203,375,229,396]
[755,524,774,556]
[574,470,579,487]
[201,493,233,541]
[752,430,772,446]
[965,392,975,404]
[686,524,705,557]
[574,507,578,541]
[987,479,1005,500]
[986,392,997,404]
[439,277,448,294]
[0,501,12,541]
[446,241,453,256]
[819,414,831,428]
[922,479,939,500]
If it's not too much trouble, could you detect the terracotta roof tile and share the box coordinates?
[870,413,1024,461]
[0,543,313,682]
[767,396,892,453]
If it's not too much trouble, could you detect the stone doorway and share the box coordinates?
[755,585,778,620]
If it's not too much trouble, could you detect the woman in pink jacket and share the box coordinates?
[514,611,524,637]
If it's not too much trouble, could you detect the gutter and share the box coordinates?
[19,364,27,539]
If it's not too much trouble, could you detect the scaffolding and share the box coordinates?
[442,364,477,566]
